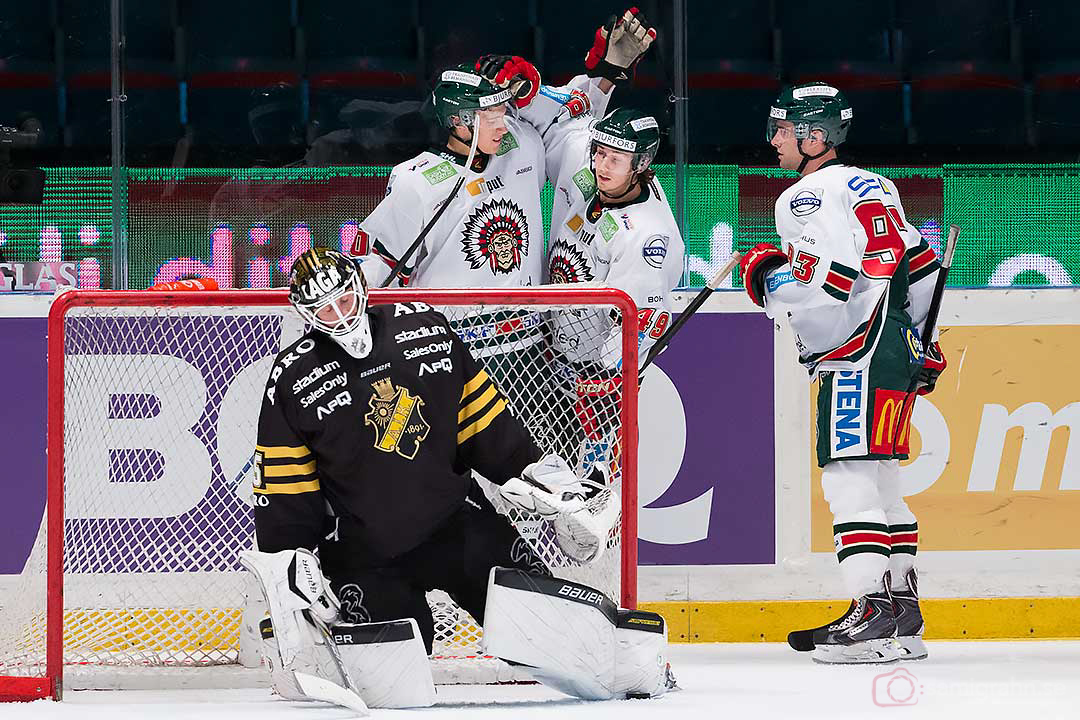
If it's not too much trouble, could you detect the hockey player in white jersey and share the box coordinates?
[740,83,947,664]
[472,10,668,471]
[350,65,545,289]
[347,65,553,439]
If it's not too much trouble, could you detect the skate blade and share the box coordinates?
[811,638,900,665]
[897,636,928,661]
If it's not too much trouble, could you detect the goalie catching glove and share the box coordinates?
[500,453,619,563]
[584,7,657,85]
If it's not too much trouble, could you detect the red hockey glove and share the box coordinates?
[475,54,540,108]
[584,7,656,85]
[739,243,788,308]
[916,340,947,396]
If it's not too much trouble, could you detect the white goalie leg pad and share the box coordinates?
[259,615,339,701]
[482,568,672,700]
[260,616,435,708]
[331,619,436,708]
[239,572,267,669]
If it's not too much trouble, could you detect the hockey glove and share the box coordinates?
[739,242,788,308]
[584,7,657,85]
[239,548,341,666]
[476,54,541,108]
[501,453,591,517]
[916,340,946,396]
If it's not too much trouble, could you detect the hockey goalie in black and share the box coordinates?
[239,248,674,709]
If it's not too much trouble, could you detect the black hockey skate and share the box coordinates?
[891,568,928,661]
[787,574,900,664]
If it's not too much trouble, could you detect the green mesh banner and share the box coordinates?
[943,164,1080,286]
[1,164,1079,290]
[0,167,113,288]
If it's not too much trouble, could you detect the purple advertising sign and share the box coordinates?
[639,311,775,565]
[2,307,776,575]
[2,317,47,573]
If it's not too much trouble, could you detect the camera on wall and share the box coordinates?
[1,119,46,205]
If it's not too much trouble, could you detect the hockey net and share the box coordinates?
[0,287,638,700]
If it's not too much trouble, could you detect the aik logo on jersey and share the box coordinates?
[461,198,529,275]
[364,378,431,459]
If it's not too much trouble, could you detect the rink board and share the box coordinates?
[3,290,1080,642]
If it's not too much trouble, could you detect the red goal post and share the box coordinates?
[0,286,638,701]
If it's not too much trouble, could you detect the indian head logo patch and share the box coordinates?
[548,239,594,284]
[461,198,529,275]
[364,378,430,459]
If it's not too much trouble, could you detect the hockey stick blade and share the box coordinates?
[787,628,816,652]
[294,671,370,717]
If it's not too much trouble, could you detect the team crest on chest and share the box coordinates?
[364,378,430,460]
[461,198,529,275]
[548,239,594,284]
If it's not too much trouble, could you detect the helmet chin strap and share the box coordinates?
[796,137,832,174]
[599,172,639,202]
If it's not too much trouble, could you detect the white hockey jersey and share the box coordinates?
[760,161,942,374]
[351,116,546,288]
[517,77,685,368]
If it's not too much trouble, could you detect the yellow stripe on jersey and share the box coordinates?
[457,398,507,444]
[458,384,497,424]
[253,478,321,495]
[263,460,317,477]
[460,369,491,402]
[255,444,311,459]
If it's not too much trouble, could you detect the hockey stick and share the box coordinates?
[295,671,370,717]
[639,252,741,372]
[379,118,481,288]
[299,609,371,716]
[917,224,961,356]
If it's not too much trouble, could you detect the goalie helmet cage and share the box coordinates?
[0,287,638,701]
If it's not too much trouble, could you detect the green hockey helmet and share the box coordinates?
[590,107,661,172]
[431,64,516,129]
[766,82,853,147]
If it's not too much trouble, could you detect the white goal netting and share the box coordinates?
[0,288,637,697]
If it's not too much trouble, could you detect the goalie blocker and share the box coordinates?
[483,568,676,700]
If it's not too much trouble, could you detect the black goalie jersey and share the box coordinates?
[253,302,541,561]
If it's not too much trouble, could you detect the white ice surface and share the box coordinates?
[6,642,1080,720]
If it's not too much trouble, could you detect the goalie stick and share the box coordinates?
[639,253,741,372]
[379,115,481,288]
[296,609,371,716]
[786,224,961,653]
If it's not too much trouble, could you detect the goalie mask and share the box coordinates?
[289,248,373,359]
